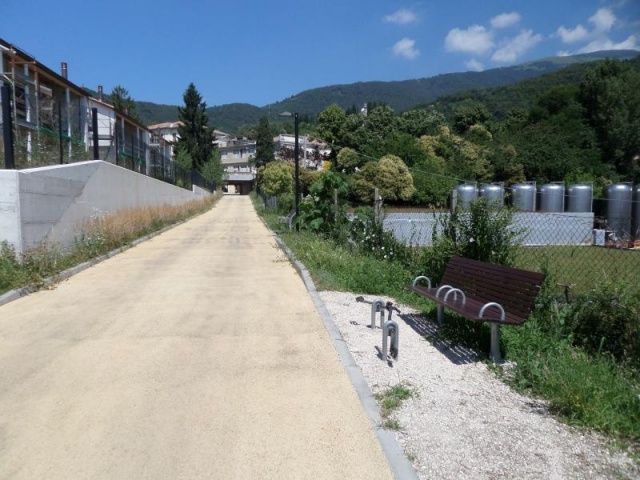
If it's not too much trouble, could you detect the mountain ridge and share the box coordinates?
[134,50,639,133]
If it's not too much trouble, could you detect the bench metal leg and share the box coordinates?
[437,305,444,325]
[490,323,502,363]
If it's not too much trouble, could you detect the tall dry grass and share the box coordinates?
[1,193,221,295]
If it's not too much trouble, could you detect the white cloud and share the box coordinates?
[384,8,418,25]
[445,25,494,55]
[491,12,521,29]
[491,29,543,63]
[577,34,639,53]
[557,24,589,43]
[392,38,420,59]
[556,7,638,55]
[465,59,485,71]
[589,8,616,34]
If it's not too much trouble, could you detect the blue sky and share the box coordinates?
[2,0,639,108]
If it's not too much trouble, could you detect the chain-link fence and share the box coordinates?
[7,87,91,168]
[382,201,640,296]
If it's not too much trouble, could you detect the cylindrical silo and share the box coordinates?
[455,184,478,209]
[480,183,505,208]
[512,182,536,211]
[566,184,593,213]
[632,184,640,241]
[606,183,633,238]
[538,183,565,212]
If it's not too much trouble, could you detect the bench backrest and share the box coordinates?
[441,256,545,321]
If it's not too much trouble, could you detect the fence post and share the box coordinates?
[91,108,99,160]
[1,84,15,169]
[334,188,338,223]
[374,188,382,222]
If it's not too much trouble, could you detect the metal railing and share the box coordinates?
[1,84,214,193]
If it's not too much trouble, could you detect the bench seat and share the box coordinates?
[408,256,545,361]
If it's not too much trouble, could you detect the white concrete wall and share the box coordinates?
[0,170,21,252]
[0,161,210,256]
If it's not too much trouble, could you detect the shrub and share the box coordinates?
[566,280,640,367]
[298,171,349,234]
[349,208,414,267]
[421,198,523,282]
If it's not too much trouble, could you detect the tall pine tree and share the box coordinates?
[254,116,274,167]
[176,83,214,170]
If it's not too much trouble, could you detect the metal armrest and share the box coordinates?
[479,302,505,321]
[435,285,453,298]
[412,276,431,289]
[443,288,466,304]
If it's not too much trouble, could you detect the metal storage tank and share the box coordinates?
[480,183,505,208]
[455,184,478,209]
[539,183,565,212]
[512,182,536,211]
[632,184,640,241]
[606,183,632,238]
[566,184,593,213]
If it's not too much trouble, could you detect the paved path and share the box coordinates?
[0,195,393,480]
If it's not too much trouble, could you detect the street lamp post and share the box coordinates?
[280,111,300,231]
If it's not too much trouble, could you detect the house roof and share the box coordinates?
[148,121,184,130]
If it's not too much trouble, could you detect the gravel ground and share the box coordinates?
[319,290,639,480]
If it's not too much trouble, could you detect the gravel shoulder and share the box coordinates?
[319,290,639,480]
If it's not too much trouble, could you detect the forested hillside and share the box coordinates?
[132,50,638,133]
[303,57,640,207]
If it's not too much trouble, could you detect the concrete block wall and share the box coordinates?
[0,161,210,256]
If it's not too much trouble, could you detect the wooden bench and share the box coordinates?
[409,256,545,362]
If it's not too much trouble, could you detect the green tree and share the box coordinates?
[254,116,275,167]
[259,161,293,197]
[200,148,224,188]
[399,108,445,137]
[579,59,640,178]
[176,83,214,170]
[317,104,347,149]
[174,146,193,170]
[351,155,415,203]
[109,85,140,122]
[337,147,362,174]
[453,101,491,134]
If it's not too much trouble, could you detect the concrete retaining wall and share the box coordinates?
[0,161,210,256]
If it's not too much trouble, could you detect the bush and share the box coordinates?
[566,280,640,367]
[349,208,414,267]
[298,171,349,234]
[421,198,523,282]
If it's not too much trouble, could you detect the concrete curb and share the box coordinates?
[271,233,419,480]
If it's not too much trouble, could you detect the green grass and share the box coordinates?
[514,245,640,295]
[253,196,640,453]
[374,382,416,431]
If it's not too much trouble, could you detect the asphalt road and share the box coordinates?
[0,195,393,480]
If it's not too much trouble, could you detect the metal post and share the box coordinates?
[374,188,382,222]
[382,320,399,361]
[294,112,300,232]
[1,84,15,169]
[91,107,99,160]
[371,299,384,329]
[58,101,64,164]
[490,323,502,363]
